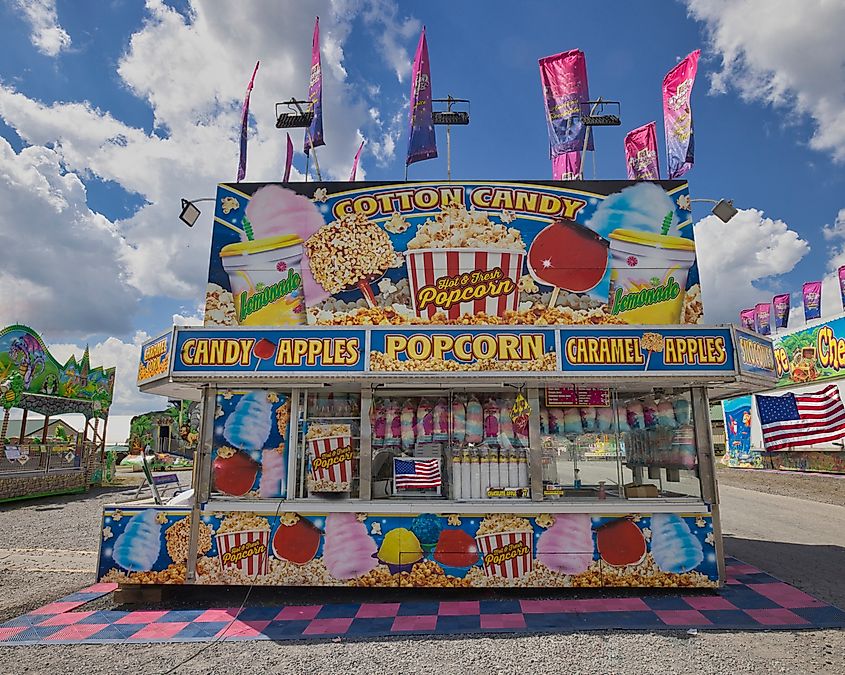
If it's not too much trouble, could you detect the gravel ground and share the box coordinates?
[0,474,842,674]
[716,465,845,507]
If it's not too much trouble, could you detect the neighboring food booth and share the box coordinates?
[96,180,777,589]
[0,324,114,502]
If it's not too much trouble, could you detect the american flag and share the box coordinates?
[756,384,845,451]
[394,458,441,489]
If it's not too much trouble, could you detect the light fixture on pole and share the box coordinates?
[432,96,470,181]
[275,98,321,182]
[579,99,621,179]
[690,198,738,223]
[179,198,215,227]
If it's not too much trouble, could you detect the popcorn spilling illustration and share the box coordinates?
[657,399,677,428]
[537,514,594,575]
[376,527,423,574]
[223,391,274,451]
[433,398,449,441]
[400,399,416,450]
[323,512,378,579]
[112,510,162,572]
[304,211,398,306]
[451,397,466,444]
[465,395,483,443]
[483,398,500,441]
[405,203,526,320]
[259,448,286,499]
[650,513,704,573]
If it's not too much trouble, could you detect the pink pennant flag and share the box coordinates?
[407,26,437,166]
[349,140,365,181]
[304,17,324,155]
[552,151,581,180]
[663,50,700,179]
[283,133,293,181]
[624,121,660,180]
[237,61,260,182]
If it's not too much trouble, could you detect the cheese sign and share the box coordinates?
[558,327,735,373]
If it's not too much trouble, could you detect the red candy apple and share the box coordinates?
[212,451,259,496]
[253,338,276,360]
[273,517,322,565]
[596,518,646,567]
[527,219,609,293]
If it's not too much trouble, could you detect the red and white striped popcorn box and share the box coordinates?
[216,529,270,576]
[406,248,525,320]
[475,530,534,579]
[308,435,354,492]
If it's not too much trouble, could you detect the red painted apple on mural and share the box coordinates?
[596,518,647,567]
[273,516,322,565]
[212,449,260,496]
[528,219,609,302]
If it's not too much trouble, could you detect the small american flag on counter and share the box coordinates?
[394,457,441,489]
[756,384,845,451]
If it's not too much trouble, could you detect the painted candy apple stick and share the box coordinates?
[253,337,276,371]
[356,277,377,308]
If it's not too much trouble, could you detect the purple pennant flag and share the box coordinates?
[539,49,593,157]
[283,133,293,182]
[350,140,365,181]
[755,303,771,336]
[663,50,700,179]
[304,17,324,155]
[803,281,822,321]
[406,27,437,167]
[624,121,660,180]
[772,293,790,329]
[739,308,755,331]
[839,266,845,310]
[552,151,581,179]
[237,61,259,182]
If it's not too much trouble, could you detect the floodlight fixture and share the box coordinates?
[179,198,215,228]
[430,96,471,181]
[275,99,315,128]
[432,111,469,125]
[690,198,739,223]
[581,100,621,126]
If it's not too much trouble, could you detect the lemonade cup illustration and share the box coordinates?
[406,248,525,321]
[606,229,696,324]
[220,234,306,326]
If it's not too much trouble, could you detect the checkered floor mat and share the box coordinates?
[1,559,842,645]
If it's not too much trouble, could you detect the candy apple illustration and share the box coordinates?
[527,218,609,306]
[212,448,260,496]
[273,517,322,565]
[596,518,647,567]
[252,338,276,370]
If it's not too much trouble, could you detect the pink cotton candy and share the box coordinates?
[400,399,416,450]
[451,399,466,443]
[433,398,449,441]
[245,185,329,303]
[465,396,483,444]
[416,398,433,442]
[483,398,500,441]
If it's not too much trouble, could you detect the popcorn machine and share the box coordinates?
[96,180,778,589]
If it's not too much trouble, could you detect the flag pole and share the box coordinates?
[293,98,322,182]
[579,97,601,179]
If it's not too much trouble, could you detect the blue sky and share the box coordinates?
[1,0,844,424]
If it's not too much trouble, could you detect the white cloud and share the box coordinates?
[10,0,71,57]
[0,138,138,335]
[822,208,845,241]
[694,208,810,322]
[361,0,420,83]
[687,0,845,160]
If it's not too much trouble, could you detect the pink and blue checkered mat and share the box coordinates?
[1,559,843,645]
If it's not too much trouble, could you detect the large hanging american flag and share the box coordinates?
[756,384,845,451]
[394,458,441,489]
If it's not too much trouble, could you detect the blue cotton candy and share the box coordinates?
[112,510,162,572]
[650,513,703,574]
[224,391,273,450]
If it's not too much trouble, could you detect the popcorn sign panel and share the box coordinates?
[369,328,558,373]
[205,181,702,329]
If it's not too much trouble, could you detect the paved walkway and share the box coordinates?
[0,558,842,645]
